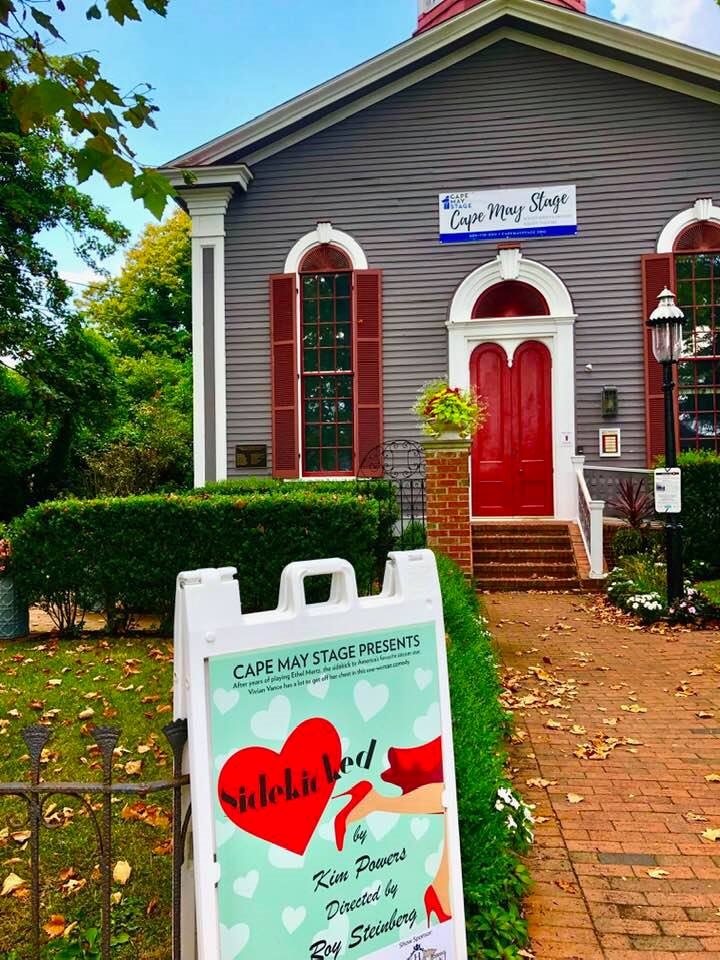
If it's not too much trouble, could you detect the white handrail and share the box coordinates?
[571,455,606,579]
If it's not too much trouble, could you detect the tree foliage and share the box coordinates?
[0,92,128,357]
[0,0,179,218]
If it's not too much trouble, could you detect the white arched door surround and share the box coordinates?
[447,250,577,519]
[657,198,720,252]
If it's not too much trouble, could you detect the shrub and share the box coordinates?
[9,492,380,634]
[612,526,646,560]
[609,478,655,529]
[414,379,487,438]
[607,554,668,622]
[205,478,399,579]
[397,519,427,550]
[438,554,531,959]
[656,452,720,576]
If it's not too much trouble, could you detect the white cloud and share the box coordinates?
[58,269,106,289]
[610,0,720,53]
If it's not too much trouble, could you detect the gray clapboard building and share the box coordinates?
[163,0,720,524]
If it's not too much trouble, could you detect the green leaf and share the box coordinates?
[86,3,101,18]
[30,7,63,39]
[130,169,174,219]
[89,78,124,106]
[75,146,107,183]
[106,0,141,24]
[0,50,17,71]
[142,0,167,13]
[97,153,135,188]
[0,1,15,27]
[9,79,74,129]
[84,132,117,155]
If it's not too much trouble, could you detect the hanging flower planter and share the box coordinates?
[0,539,28,640]
[413,380,487,440]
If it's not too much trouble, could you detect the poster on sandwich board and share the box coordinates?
[176,552,467,960]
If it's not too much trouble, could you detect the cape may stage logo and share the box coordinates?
[406,944,447,960]
[439,184,577,244]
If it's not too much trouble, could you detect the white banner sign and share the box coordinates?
[439,185,577,244]
[654,468,682,514]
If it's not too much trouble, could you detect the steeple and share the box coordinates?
[417,0,586,34]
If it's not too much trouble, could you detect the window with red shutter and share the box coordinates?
[271,244,384,477]
[270,274,299,478]
[641,253,674,466]
[673,224,720,456]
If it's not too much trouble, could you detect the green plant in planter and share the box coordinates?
[413,380,487,438]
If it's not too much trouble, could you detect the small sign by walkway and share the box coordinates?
[654,467,682,514]
[174,551,467,960]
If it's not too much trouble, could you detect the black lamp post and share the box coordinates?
[647,287,685,605]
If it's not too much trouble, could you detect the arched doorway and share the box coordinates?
[447,250,577,519]
[471,341,553,516]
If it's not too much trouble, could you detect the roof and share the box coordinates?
[164,0,720,172]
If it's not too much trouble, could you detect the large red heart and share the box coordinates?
[217,717,341,856]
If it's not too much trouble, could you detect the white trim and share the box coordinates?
[182,187,233,487]
[284,222,368,272]
[166,0,720,169]
[657,197,720,252]
[160,163,253,190]
[448,250,574,320]
[447,252,577,520]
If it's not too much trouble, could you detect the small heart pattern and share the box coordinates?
[218,718,341,856]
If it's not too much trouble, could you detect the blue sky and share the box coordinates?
[47,0,720,285]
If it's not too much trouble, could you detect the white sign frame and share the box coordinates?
[438,184,577,244]
[654,468,682,514]
[174,551,468,960]
[599,428,622,458]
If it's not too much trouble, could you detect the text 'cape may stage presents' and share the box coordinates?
[174,552,467,960]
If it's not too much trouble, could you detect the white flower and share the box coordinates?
[495,800,505,812]
[506,815,517,830]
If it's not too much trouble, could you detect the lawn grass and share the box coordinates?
[0,634,175,959]
[700,580,720,605]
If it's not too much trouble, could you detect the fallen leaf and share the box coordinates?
[685,811,709,822]
[124,760,142,776]
[112,861,131,886]
[697,712,715,719]
[621,704,648,714]
[1,873,26,896]
[570,724,586,735]
[43,916,66,939]
[701,828,720,842]
[566,794,585,804]
[554,879,578,894]
[647,869,669,879]
[705,773,720,783]
[77,708,94,720]
[526,778,557,789]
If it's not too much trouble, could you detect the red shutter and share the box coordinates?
[354,270,384,476]
[269,274,299,478]
[641,253,674,466]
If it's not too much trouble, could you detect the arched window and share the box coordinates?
[269,228,383,478]
[299,245,354,474]
[472,280,550,318]
[674,223,720,454]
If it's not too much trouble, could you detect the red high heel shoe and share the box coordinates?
[424,885,451,925]
[333,781,373,851]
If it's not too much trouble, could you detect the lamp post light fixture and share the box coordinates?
[647,287,685,605]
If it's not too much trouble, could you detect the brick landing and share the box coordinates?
[486,592,720,959]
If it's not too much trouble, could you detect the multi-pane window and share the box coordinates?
[676,251,720,453]
[301,271,354,474]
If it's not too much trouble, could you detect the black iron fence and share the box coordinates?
[357,440,427,541]
[0,722,190,960]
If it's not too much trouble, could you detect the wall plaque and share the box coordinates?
[235,445,268,470]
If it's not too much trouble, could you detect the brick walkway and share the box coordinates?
[486,592,720,959]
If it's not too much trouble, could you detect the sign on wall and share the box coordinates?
[439,185,577,244]
[654,468,682,514]
[599,428,621,458]
[176,554,467,960]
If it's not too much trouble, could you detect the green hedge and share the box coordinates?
[438,554,531,958]
[676,452,720,576]
[204,478,399,578]
[9,492,380,633]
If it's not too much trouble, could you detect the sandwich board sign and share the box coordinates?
[174,551,467,960]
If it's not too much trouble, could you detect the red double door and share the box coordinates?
[471,341,553,517]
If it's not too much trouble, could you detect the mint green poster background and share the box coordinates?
[208,621,447,960]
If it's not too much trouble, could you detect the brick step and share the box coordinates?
[476,577,581,592]
[472,523,570,535]
[473,548,575,564]
[472,534,572,550]
[474,562,578,579]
